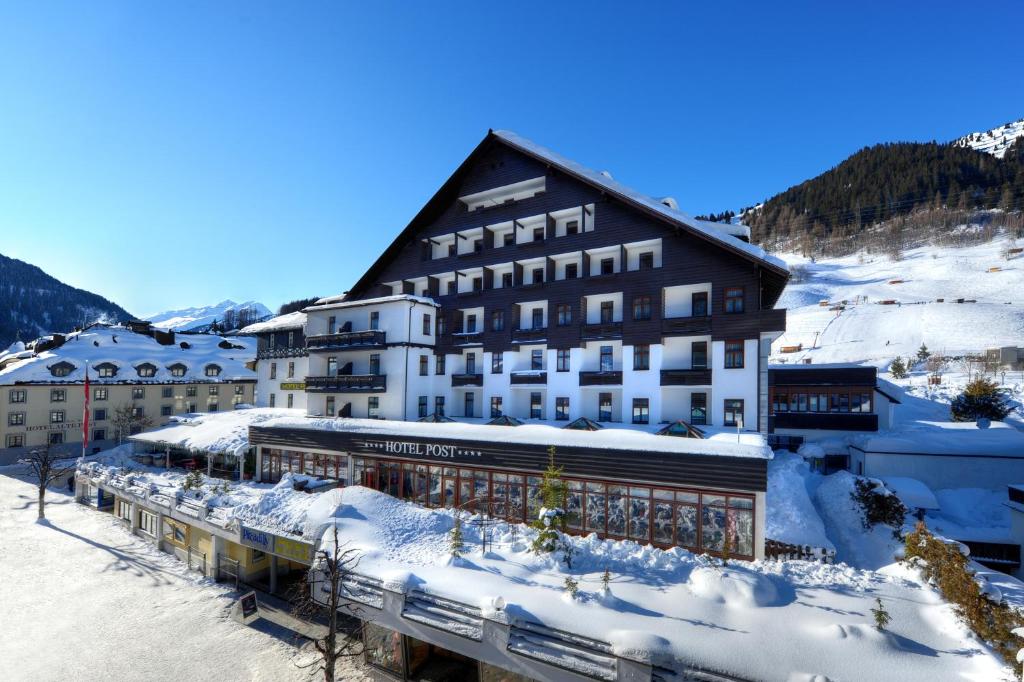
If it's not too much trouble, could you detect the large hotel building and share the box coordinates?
[252,130,788,431]
[240,130,790,563]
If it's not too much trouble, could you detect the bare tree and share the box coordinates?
[112,402,154,443]
[292,524,364,681]
[20,442,75,520]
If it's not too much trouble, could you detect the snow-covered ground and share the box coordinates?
[13,442,1019,681]
[0,471,366,682]
[315,484,1013,681]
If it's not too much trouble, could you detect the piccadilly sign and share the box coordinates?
[361,439,483,459]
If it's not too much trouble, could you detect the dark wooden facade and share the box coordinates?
[341,132,787,358]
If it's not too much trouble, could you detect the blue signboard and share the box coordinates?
[240,525,272,552]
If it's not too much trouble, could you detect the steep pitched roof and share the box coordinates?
[348,130,788,298]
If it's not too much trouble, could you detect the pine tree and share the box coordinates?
[448,514,465,558]
[531,447,568,555]
[601,567,612,593]
[563,576,579,599]
[890,356,908,379]
[951,377,1012,422]
[916,344,931,363]
[871,598,892,631]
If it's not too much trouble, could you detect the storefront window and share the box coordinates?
[344,454,755,558]
[363,622,403,674]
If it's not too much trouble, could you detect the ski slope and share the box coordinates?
[772,237,1024,366]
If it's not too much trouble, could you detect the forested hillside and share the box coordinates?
[743,137,1024,250]
[0,253,132,347]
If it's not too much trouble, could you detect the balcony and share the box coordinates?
[306,330,386,351]
[771,412,877,432]
[581,322,622,341]
[660,368,713,386]
[510,371,547,385]
[451,373,483,387]
[661,316,712,335]
[256,346,308,360]
[305,374,387,393]
[511,328,547,344]
[451,331,483,346]
[579,370,622,386]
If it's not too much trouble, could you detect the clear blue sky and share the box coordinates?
[1,2,1021,317]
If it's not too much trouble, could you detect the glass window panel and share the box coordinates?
[586,481,605,493]
[675,504,699,549]
[607,492,626,536]
[566,488,583,530]
[628,497,649,540]
[676,491,699,504]
[653,502,674,544]
[728,496,753,509]
[653,489,674,501]
[585,493,606,532]
[730,508,754,557]
[363,623,403,674]
[629,486,649,497]
[702,504,727,552]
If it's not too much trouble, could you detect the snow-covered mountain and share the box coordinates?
[146,299,271,331]
[953,117,1024,158]
[0,252,132,347]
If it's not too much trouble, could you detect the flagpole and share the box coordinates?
[80,361,90,463]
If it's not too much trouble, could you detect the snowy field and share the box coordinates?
[0,472,363,682]
[773,237,1024,367]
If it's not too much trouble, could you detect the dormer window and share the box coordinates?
[204,364,222,377]
[48,361,75,378]
[95,363,118,378]
[168,363,187,378]
[136,363,157,378]
[566,220,579,235]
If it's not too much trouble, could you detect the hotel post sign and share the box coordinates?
[360,438,484,460]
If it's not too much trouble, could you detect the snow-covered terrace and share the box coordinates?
[257,416,774,460]
[129,407,305,458]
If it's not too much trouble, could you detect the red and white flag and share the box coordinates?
[81,364,90,458]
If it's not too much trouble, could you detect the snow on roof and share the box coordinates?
[0,327,256,385]
[307,293,438,310]
[880,477,940,510]
[238,311,306,335]
[258,416,772,459]
[314,485,1005,682]
[129,407,305,456]
[493,130,789,274]
[853,420,1024,457]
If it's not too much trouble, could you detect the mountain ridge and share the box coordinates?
[0,252,133,347]
[146,299,272,331]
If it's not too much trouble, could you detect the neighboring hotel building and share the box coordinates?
[0,324,256,464]
[239,311,309,411]
[296,130,789,429]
